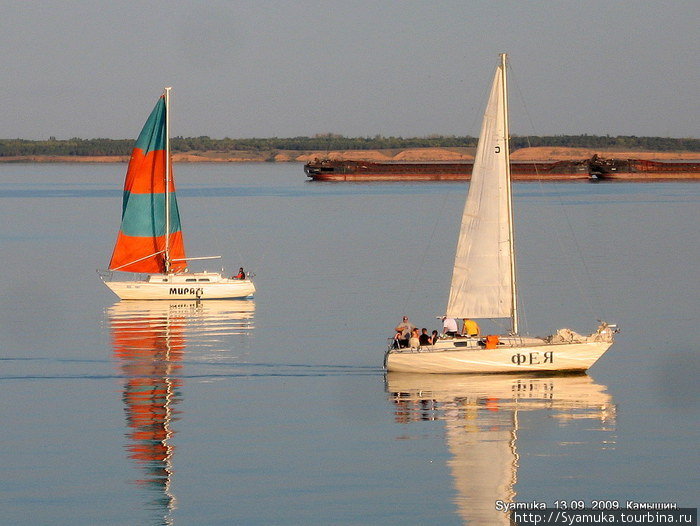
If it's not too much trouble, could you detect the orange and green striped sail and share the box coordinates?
[109,94,187,273]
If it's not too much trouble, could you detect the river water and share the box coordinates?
[1,163,697,524]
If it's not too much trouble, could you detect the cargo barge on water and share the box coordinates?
[304,156,700,181]
[304,159,590,181]
[589,155,700,180]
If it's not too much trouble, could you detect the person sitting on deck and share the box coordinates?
[394,316,415,348]
[431,330,439,345]
[234,267,246,280]
[442,316,459,337]
[419,328,432,346]
[462,318,480,337]
[409,328,421,349]
[392,330,403,349]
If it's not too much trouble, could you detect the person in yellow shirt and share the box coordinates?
[462,318,480,337]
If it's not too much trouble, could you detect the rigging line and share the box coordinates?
[510,67,601,321]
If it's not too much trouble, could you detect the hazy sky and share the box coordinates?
[1,0,698,140]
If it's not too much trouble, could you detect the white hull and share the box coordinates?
[385,338,612,374]
[103,272,255,300]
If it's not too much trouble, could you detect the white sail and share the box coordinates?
[446,59,514,321]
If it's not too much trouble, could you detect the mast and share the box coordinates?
[500,54,519,334]
[164,87,172,273]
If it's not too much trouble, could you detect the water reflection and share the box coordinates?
[386,373,616,525]
[108,300,255,525]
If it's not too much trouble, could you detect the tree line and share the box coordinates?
[0,134,698,157]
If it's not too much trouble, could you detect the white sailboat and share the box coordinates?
[100,88,255,300]
[385,54,616,374]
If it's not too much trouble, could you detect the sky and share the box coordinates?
[1,0,698,140]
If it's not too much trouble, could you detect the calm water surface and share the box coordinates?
[1,163,698,524]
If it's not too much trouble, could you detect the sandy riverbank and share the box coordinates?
[1,147,698,163]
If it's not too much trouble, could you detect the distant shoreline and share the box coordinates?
[1,147,699,164]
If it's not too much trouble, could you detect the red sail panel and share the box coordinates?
[123,149,168,194]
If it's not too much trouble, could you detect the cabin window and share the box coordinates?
[198,279,210,282]
[185,278,197,282]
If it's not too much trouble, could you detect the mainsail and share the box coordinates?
[109,94,187,273]
[446,58,515,323]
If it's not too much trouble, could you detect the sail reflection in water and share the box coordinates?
[108,300,255,523]
[386,373,616,525]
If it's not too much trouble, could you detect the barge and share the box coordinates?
[589,155,700,180]
[304,156,700,181]
[304,158,590,181]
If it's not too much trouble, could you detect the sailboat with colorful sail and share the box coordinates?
[100,88,255,300]
[384,54,616,373]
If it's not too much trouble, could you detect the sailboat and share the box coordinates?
[384,54,616,374]
[100,88,255,300]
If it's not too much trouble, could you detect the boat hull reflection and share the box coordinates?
[386,373,616,525]
[109,299,255,523]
